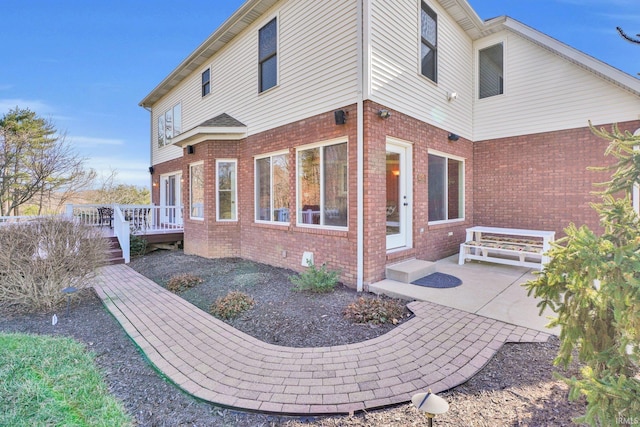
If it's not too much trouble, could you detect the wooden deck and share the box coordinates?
[98,226,183,244]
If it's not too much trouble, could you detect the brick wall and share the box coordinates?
[363,101,475,283]
[473,120,640,236]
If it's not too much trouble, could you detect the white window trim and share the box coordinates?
[257,13,280,94]
[417,1,438,85]
[157,102,182,147]
[427,149,465,225]
[475,36,508,102]
[255,150,290,225]
[201,67,211,97]
[189,161,204,221]
[295,138,349,230]
[216,159,238,222]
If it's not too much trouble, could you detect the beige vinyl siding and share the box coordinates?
[151,0,359,166]
[369,0,473,139]
[473,31,640,141]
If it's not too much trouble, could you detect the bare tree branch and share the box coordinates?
[616,26,640,44]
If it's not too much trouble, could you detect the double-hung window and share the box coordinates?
[428,152,464,223]
[157,103,182,147]
[259,18,277,92]
[217,159,237,221]
[479,43,504,99]
[201,68,211,97]
[190,162,204,219]
[297,140,348,228]
[420,3,437,82]
[256,152,290,223]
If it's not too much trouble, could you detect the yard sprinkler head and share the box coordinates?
[412,390,449,426]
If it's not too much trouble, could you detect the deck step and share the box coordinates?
[104,237,125,265]
[385,259,436,283]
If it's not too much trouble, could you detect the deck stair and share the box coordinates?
[385,259,436,283]
[105,236,125,265]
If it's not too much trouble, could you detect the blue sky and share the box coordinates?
[1,0,638,188]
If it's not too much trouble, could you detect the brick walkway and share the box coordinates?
[93,264,551,415]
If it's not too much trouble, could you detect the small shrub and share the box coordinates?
[165,273,203,293]
[290,262,340,293]
[210,291,255,320]
[0,218,108,312]
[129,234,147,257]
[343,297,407,325]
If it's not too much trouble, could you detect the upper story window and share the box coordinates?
[256,152,290,223]
[420,3,437,83]
[428,152,464,223]
[201,68,211,97]
[157,103,182,147]
[259,18,278,93]
[297,140,348,228]
[479,43,504,99]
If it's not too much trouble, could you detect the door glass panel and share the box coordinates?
[386,151,401,236]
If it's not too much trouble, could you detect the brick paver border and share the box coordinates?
[93,264,551,415]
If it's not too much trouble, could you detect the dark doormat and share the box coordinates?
[411,272,462,288]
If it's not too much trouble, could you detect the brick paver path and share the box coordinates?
[93,264,551,415]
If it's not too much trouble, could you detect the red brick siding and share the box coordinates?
[363,101,475,283]
[473,120,640,236]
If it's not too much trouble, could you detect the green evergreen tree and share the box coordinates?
[526,124,640,425]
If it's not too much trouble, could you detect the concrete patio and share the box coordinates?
[369,255,559,335]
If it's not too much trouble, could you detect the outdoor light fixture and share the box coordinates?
[448,133,460,141]
[447,91,458,101]
[61,286,78,317]
[412,390,449,427]
[378,109,391,119]
[334,109,347,125]
[148,166,154,174]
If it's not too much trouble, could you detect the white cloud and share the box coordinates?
[0,84,13,91]
[69,136,125,148]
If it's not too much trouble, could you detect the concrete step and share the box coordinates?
[385,259,436,283]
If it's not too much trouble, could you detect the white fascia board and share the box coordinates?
[172,126,248,147]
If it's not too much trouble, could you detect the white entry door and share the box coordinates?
[386,141,412,250]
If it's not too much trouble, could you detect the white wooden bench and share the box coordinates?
[458,226,555,270]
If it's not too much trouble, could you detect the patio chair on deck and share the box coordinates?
[97,207,114,228]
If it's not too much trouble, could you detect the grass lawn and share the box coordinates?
[0,332,131,427]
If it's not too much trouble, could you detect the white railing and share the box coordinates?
[64,204,183,234]
[3,205,183,264]
[65,204,184,264]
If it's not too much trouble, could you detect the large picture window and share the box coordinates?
[428,153,464,222]
[479,43,504,99]
[190,162,204,219]
[157,103,182,147]
[256,152,290,223]
[420,3,437,82]
[259,18,277,92]
[297,141,348,228]
[217,160,237,221]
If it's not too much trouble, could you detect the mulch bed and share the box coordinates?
[0,249,586,426]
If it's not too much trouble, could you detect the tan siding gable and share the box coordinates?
[369,0,474,139]
[151,0,359,166]
[473,31,640,141]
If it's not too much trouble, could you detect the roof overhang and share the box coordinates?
[172,126,247,147]
[139,0,279,108]
[439,0,640,97]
